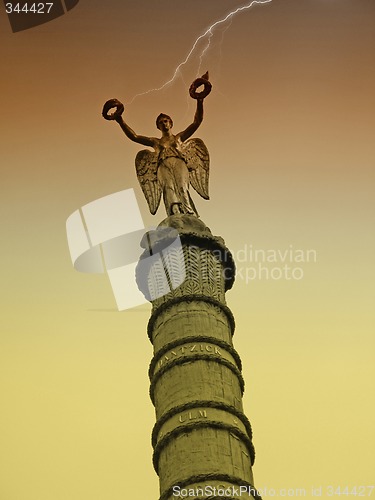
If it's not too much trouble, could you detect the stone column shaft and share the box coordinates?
[137,215,259,500]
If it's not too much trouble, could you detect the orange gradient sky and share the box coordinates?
[1,1,374,499]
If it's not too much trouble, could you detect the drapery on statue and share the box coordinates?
[102,72,212,217]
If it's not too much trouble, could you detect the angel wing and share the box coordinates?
[135,150,162,215]
[182,138,210,200]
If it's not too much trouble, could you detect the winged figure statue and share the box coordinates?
[102,73,212,217]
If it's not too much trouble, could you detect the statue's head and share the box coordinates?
[156,113,173,131]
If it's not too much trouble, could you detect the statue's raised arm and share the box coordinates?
[102,98,156,148]
[177,72,212,143]
[102,73,212,217]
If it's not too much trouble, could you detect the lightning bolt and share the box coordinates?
[197,13,234,78]
[128,0,272,104]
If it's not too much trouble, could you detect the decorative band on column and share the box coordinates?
[147,295,236,341]
[149,354,245,405]
[153,421,256,474]
[159,474,262,500]
[178,232,236,290]
[149,335,242,377]
[151,400,253,447]
[137,228,236,291]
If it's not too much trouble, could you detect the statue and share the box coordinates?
[102,73,212,217]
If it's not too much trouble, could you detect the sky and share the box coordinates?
[1,0,374,498]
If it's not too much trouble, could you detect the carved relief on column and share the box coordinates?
[136,214,235,311]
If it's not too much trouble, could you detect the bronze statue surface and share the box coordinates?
[102,73,212,217]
